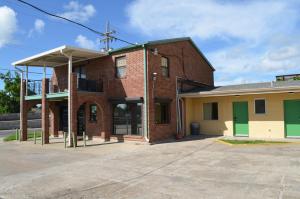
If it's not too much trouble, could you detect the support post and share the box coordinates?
[64,131,67,148]
[20,76,28,141]
[15,129,18,140]
[68,54,73,147]
[34,130,36,144]
[83,131,86,147]
[25,66,28,96]
[42,78,50,144]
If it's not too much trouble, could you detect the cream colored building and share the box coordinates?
[182,80,300,139]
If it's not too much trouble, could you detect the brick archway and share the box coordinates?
[76,100,105,139]
[20,100,41,141]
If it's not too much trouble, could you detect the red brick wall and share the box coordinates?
[51,49,145,140]
[147,40,214,142]
[50,41,214,142]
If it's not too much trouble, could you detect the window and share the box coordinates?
[161,57,169,77]
[255,99,266,114]
[74,66,86,79]
[155,102,170,124]
[113,103,142,135]
[203,102,218,120]
[89,104,97,122]
[115,56,127,78]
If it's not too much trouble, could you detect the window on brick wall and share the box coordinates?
[115,56,127,78]
[89,104,97,122]
[155,102,170,124]
[161,57,169,77]
[74,66,86,79]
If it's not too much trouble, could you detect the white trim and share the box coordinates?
[254,98,266,115]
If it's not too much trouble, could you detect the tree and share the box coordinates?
[0,71,21,113]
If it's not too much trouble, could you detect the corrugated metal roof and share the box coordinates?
[213,81,300,91]
[181,80,300,97]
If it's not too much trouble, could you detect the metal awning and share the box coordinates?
[12,45,107,67]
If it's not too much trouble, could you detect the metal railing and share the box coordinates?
[27,80,42,96]
[78,78,103,92]
[26,78,103,96]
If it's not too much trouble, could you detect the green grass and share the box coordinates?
[3,130,42,142]
[220,139,289,145]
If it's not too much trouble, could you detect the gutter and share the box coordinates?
[143,45,149,142]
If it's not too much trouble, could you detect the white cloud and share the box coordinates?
[127,0,300,84]
[28,19,45,37]
[0,6,17,48]
[58,1,96,23]
[75,35,99,50]
[127,0,297,43]
[34,19,45,33]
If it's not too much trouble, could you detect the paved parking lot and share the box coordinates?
[0,137,300,199]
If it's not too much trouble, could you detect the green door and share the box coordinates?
[233,102,249,136]
[284,100,300,137]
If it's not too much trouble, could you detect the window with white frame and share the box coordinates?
[255,99,266,114]
[203,102,218,120]
[115,56,127,78]
[161,57,169,77]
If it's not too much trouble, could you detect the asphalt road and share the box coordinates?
[0,137,300,198]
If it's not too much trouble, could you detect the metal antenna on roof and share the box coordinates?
[100,21,116,52]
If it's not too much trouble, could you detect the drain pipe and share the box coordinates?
[143,45,149,142]
[176,76,184,138]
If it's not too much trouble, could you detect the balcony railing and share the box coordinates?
[26,78,103,96]
[78,78,103,92]
[27,80,42,96]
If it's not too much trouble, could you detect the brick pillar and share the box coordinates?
[50,102,59,137]
[71,73,78,146]
[20,79,27,141]
[42,78,50,144]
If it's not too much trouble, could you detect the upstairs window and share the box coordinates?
[116,56,127,78]
[74,66,86,79]
[89,104,97,122]
[155,102,170,124]
[161,57,169,77]
[203,102,218,120]
[255,99,266,114]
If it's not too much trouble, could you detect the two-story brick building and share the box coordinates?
[13,37,215,145]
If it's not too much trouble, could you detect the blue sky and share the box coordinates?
[0,0,300,89]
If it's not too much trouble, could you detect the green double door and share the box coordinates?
[233,102,249,136]
[284,100,300,137]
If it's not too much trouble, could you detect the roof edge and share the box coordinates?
[180,86,300,98]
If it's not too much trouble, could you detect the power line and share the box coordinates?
[13,0,137,47]
[0,68,52,76]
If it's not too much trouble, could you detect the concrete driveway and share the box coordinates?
[0,137,300,199]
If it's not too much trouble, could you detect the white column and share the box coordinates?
[68,55,72,146]
[25,66,28,96]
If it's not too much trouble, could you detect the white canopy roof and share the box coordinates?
[12,45,107,67]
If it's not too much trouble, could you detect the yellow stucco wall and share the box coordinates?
[185,92,300,139]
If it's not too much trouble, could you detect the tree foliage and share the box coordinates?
[0,71,21,113]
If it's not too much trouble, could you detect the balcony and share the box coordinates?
[25,78,103,101]
[78,78,103,92]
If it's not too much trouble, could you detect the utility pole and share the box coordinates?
[100,21,116,52]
